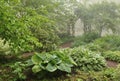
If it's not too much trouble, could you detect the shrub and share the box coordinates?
[72,32,99,47]
[33,28,60,52]
[84,43,102,52]
[31,50,76,73]
[87,68,115,81]
[70,47,106,71]
[103,51,120,62]
[113,64,120,81]
[10,62,27,81]
[93,35,120,51]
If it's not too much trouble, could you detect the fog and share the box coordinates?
[79,0,120,4]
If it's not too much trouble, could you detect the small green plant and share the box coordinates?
[84,43,102,52]
[31,51,76,73]
[87,68,115,81]
[113,64,120,81]
[72,32,99,47]
[10,62,26,81]
[10,62,28,81]
[70,47,106,71]
[93,35,120,51]
[103,51,120,62]
[0,38,11,55]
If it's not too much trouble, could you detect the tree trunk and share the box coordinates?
[71,23,75,36]
[99,26,103,37]
[67,23,71,36]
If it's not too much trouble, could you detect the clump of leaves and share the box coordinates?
[93,35,120,51]
[84,43,102,52]
[72,32,99,48]
[103,51,120,63]
[31,50,76,73]
[70,47,106,71]
[0,38,11,55]
[10,62,28,81]
[113,64,120,80]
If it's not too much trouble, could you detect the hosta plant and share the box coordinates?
[70,47,106,71]
[31,50,76,73]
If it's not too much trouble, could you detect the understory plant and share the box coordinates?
[31,50,76,73]
[93,35,120,51]
[10,62,28,81]
[72,32,99,47]
[70,47,106,71]
[113,64,120,81]
[103,51,120,62]
[0,38,11,55]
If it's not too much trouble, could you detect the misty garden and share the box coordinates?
[0,0,120,81]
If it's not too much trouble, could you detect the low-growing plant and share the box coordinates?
[87,68,115,81]
[113,64,120,81]
[103,51,120,62]
[0,38,11,55]
[72,32,99,47]
[10,62,28,81]
[31,51,76,73]
[70,47,106,71]
[84,43,102,52]
[93,35,120,51]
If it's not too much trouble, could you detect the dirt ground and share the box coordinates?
[106,60,119,68]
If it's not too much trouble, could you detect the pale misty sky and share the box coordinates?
[77,0,120,3]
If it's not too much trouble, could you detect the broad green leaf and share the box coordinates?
[46,63,57,72]
[32,54,41,64]
[36,53,46,60]
[69,56,77,66]
[32,65,41,73]
[58,63,71,73]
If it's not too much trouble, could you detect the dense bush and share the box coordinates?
[0,38,11,55]
[84,43,102,52]
[33,28,60,52]
[70,47,106,71]
[31,51,76,73]
[103,51,120,62]
[27,11,61,52]
[10,62,28,81]
[72,32,99,47]
[0,1,42,53]
[113,64,120,80]
[93,35,120,51]
[0,1,60,54]
[85,68,115,81]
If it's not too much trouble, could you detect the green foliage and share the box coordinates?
[21,0,77,41]
[20,4,60,52]
[60,35,74,44]
[70,47,106,71]
[87,68,115,81]
[0,38,11,55]
[31,51,76,73]
[103,51,120,62]
[93,35,120,51]
[72,32,99,47]
[103,68,115,79]
[84,43,102,52]
[10,62,28,81]
[113,64,120,80]
[0,0,42,53]
[32,27,60,52]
